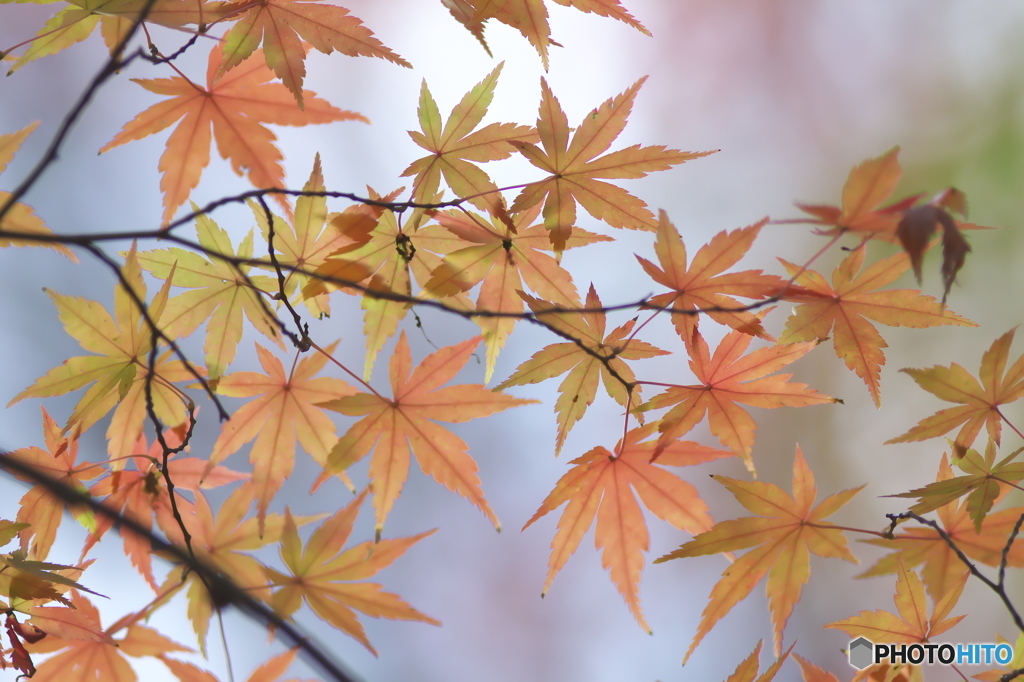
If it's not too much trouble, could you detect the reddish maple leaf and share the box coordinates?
[101,44,365,225]
[321,332,536,532]
[636,212,786,342]
[510,78,715,251]
[656,447,862,661]
[779,245,974,406]
[886,328,1024,454]
[218,0,410,106]
[523,424,731,632]
[640,328,834,472]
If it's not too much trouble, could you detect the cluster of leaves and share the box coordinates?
[2,0,1024,681]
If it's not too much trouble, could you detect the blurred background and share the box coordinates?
[3,1,1024,680]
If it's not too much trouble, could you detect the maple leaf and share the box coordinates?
[5,407,101,560]
[0,122,75,259]
[23,592,194,681]
[266,491,439,654]
[3,0,227,74]
[723,640,794,682]
[636,212,786,342]
[509,77,715,251]
[973,633,1024,682]
[250,156,396,319]
[424,203,611,381]
[794,147,911,237]
[860,455,1024,601]
[639,327,834,472]
[827,559,966,649]
[321,332,536,532]
[81,426,246,590]
[217,0,410,106]
[778,245,975,407]
[156,483,315,653]
[300,191,472,378]
[523,424,731,632]
[886,328,1024,455]
[793,654,840,682]
[401,63,538,209]
[209,342,356,532]
[100,44,365,225]
[887,440,1024,531]
[7,248,196,458]
[656,447,862,661]
[789,148,977,303]
[496,284,669,455]
[136,206,283,379]
[451,0,649,67]
[162,648,317,682]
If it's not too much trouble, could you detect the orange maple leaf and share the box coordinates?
[451,0,649,66]
[100,44,365,225]
[218,0,410,106]
[424,203,611,381]
[401,63,538,209]
[82,426,246,590]
[321,332,536,532]
[509,77,715,251]
[636,212,786,342]
[655,447,862,661]
[209,342,356,532]
[886,328,1024,454]
[723,640,794,682]
[496,284,669,455]
[5,408,101,560]
[827,558,966,649]
[795,147,914,235]
[860,455,1024,601]
[523,424,732,632]
[266,491,439,654]
[25,592,195,682]
[1,122,75,259]
[779,245,975,407]
[640,328,834,472]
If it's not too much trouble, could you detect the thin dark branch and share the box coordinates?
[0,451,362,682]
[885,511,1024,635]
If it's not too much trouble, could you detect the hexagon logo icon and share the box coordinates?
[849,637,874,669]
